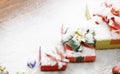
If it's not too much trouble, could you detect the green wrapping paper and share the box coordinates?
[95,39,120,49]
[66,39,80,52]
[76,56,84,62]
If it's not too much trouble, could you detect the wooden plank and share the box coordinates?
[0,0,25,9]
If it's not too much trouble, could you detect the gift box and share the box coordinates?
[40,63,66,71]
[39,46,68,71]
[64,43,96,62]
[89,0,120,49]
[61,25,96,62]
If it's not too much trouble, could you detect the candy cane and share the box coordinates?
[93,14,109,24]
[110,17,120,34]
[93,14,120,34]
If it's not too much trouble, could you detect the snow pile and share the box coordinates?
[89,0,120,40]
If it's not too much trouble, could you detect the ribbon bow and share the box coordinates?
[45,47,69,69]
[93,14,120,34]
[46,47,69,63]
[61,25,95,52]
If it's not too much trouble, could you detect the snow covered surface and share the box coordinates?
[88,0,120,40]
[0,0,120,74]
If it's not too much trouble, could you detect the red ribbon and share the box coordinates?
[110,17,120,34]
[93,1,120,34]
[93,14,120,34]
[93,14,109,24]
[46,47,66,63]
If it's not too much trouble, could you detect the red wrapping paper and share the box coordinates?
[39,49,67,71]
[64,44,96,63]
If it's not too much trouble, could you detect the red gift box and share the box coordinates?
[40,63,67,71]
[64,43,96,63]
[39,48,67,71]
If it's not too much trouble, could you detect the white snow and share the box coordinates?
[0,0,120,74]
[88,0,120,40]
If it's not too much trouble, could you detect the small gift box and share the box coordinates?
[61,25,96,62]
[39,46,68,71]
[64,42,96,62]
